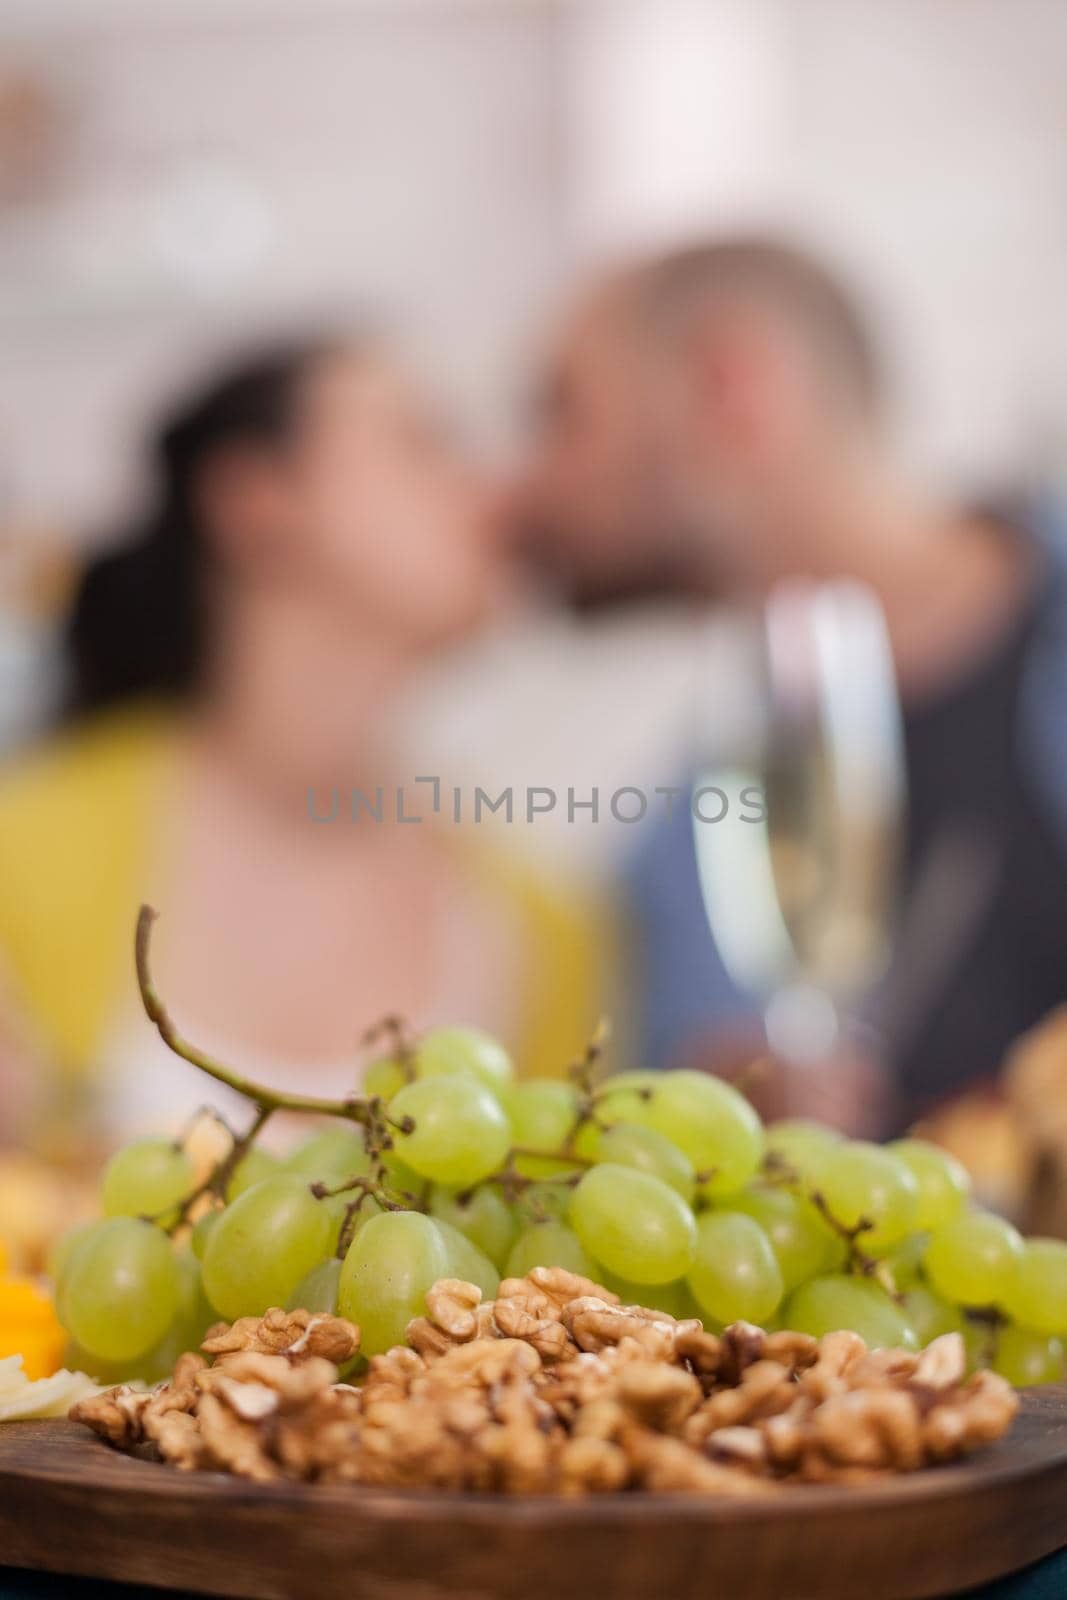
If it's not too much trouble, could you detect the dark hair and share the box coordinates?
[66,337,343,719]
[638,236,883,418]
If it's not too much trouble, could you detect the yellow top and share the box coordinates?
[0,706,612,1109]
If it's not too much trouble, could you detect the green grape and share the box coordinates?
[762,1119,841,1181]
[888,1139,970,1231]
[641,1071,763,1196]
[286,1127,372,1184]
[575,1074,659,1150]
[379,1151,425,1200]
[190,1208,221,1262]
[314,1188,384,1259]
[414,1025,514,1095]
[50,1222,95,1323]
[882,1231,929,1291]
[285,1128,375,1242]
[432,1218,500,1300]
[677,1283,718,1327]
[226,1145,282,1201]
[924,1212,1023,1308]
[994,1326,1065,1386]
[338,1210,449,1356]
[814,1141,919,1253]
[430,1185,517,1268]
[287,1257,343,1315]
[175,1249,218,1341]
[389,1075,511,1186]
[48,1222,94,1286]
[596,1269,692,1319]
[819,1228,850,1274]
[364,1056,409,1100]
[504,1081,580,1175]
[783,1274,918,1350]
[687,1211,783,1326]
[202,1176,333,1320]
[637,1277,717,1327]
[315,1197,351,1250]
[724,1186,832,1292]
[135,1338,186,1387]
[515,1180,572,1225]
[601,1070,661,1093]
[63,1218,180,1363]
[338,1192,386,1243]
[901,1284,965,1346]
[62,1341,139,1387]
[505,1221,596,1281]
[140,1251,218,1380]
[963,1316,997,1373]
[591,1122,695,1203]
[571,1119,607,1162]
[570,1164,696,1285]
[101,1137,195,1227]
[1002,1238,1067,1334]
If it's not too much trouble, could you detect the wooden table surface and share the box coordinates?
[2,1391,1067,1600]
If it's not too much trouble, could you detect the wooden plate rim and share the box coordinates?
[0,1413,1059,1526]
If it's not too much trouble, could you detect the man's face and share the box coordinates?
[518,287,820,604]
[517,296,673,601]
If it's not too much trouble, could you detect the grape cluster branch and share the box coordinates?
[137,905,375,1127]
[135,904,604,1236]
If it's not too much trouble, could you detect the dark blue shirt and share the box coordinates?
[624,505,1067,1130]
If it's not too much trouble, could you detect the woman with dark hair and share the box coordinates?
[0,339,606,1146]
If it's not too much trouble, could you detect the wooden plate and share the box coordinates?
[2,1395,1067,1600]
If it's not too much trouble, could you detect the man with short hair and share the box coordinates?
[523,236,1067,1133]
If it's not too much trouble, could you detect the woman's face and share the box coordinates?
[272,350,505,645]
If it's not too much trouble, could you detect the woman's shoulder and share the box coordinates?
[0,701,174,822]
[0,700,177,946]
[0,702,177,1072]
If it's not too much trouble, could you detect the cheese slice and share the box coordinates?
[0,1354,104,1420]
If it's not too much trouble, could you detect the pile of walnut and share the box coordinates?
[71,1268,1018,1494]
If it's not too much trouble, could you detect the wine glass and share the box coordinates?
[691,580,906,1113]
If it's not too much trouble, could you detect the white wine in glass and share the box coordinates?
[692,580,905,1100]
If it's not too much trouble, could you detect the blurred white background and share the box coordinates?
[1,0,1066,805]
[2,0,1066,533]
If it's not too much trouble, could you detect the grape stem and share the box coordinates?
[964,1306,1004,1369]
[759,1151,799,1187]
[317,1175,425,1259]
[507,1144,594,1168]
[807,1188,902,1292]
[310,1174,410,1213]
[137,906,374,1127]
[471,1159,586,1210]
[758,1153,899,1291]
[148,1103,274,1231]
[136,905,606,1239]
[362,1014,417,1082]
[557,1020,618,1147]
[808,1188,874,1246]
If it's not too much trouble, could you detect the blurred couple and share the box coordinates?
[3,238,1067,1157]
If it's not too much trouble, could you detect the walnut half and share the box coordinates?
[201,1308,359,1366]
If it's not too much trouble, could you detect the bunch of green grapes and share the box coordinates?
[51,1026,1067,1385]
